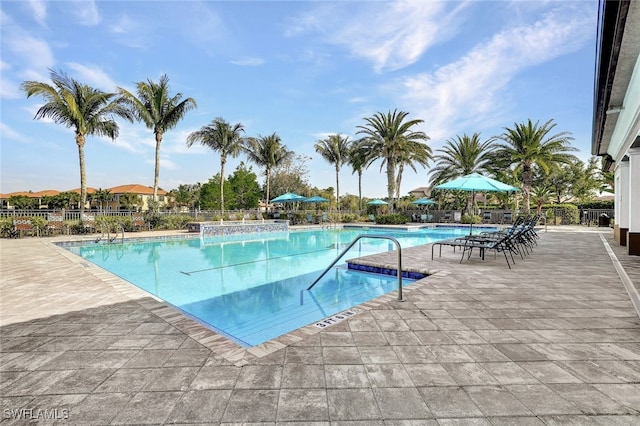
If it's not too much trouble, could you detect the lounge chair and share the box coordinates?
[46,212,66,235]
[431,232,519,268]
[132,214,149,231]
[13,217,35,238]
[482,211,492,223]
[502,211,513,224]
[82,213,96,233]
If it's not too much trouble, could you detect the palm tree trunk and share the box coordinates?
[265,168,271,212]
[522,164,532,214]
[358,170,363,211]
[386,160,396,212]
[76,134,87,216]
[335,166,340,212]
[395,164,404,200]
[153,131,163,203]
[220,156,226,214]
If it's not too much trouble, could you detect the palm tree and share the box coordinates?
[117,74,197,202]
[494,119,577,213]
[395,138,432,200]
[243,133,293,209]
[356,109,429,211]
[347,138,374,211]
[21,69,133,216]
[314,134,351,210]
[429,133,495,185]
[187,117,245,213]
[429,133,495,214]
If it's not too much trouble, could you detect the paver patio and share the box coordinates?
[1,225,639,424]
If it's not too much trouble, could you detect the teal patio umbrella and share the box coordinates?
[435,173,519,234]
[411,197,436,206]
[271,192,307,203]
[303,195,329,203]
[367,199,388,206]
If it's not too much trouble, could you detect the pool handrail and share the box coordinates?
[302,234,404,304]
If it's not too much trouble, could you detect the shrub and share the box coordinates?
[375,214,407,225]
[156,214,193,230]
[0,217,14,238]
[542,204,579,225]
[461,214,482,224]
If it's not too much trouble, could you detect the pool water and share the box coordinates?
[68,226,483,346]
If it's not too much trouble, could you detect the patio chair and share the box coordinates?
[46,212,66,235]
[502,211,513,224]
[132,214,150,231]
[368,214,375,222]
[442,211,452,223]
[420,214,427,223]
[306,213,313,224]
[82,213,96,233]
[13,217,35,238]
[482,211,492,224]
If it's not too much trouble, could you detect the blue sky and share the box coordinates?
[1,0,598,198]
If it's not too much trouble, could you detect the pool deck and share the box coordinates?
[1,225,640,424]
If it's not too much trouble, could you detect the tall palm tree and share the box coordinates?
[187,117,245,213]
[429,133,495,185]
[314,134,351,210]
[347,138,375,211]
[356,109,429,211]
[494,119,577,213]
[243,133,293,209]
[117,74,197,202]
[21,69,133,216]
[395,138,432,200]
[429,133,495,214]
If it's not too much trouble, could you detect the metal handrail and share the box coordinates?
[301,234,404,304]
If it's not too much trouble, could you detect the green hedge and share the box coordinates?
[375,214,407,225]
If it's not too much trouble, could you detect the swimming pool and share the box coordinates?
[66,226,484,347]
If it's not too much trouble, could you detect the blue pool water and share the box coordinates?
[67,226,484,346]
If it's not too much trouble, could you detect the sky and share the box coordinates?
[0,0,599,199]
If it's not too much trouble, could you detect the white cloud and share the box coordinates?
[65,63,118,91]
[288,0,468,72]
[28,0,47,27]
[0,122,28,143]
[7,35,55,77]
[230,57,265,66]
[394,4,595,141]
[70,0,100,26]
[0,77,22,99]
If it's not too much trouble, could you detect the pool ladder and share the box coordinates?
[95,223,125,244]
[301,234,404,305]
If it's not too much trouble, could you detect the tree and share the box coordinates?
[314,134,351,211]
[395,137,432,200]
[347,138,374,211]
[270,154,312,201]
[187,117,245,213]
[117,74,197,202]
[8,195,38,210]
[171,184,201,210]
[227,162,262,210]
[494,119,577,213]
[21,69,133,215]
[429,133,495,185]
[243,133,294,208]
[119,193,143,211]
[429,132,494,214]
[199,173,230,210]
[91,188,112,212]
[356,109,429,211]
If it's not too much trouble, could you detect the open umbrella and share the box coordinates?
[270,192,307,203]
[435,173,519,234]
[303,195,329,203]
[367,199,388,205]
[411,197,436,206]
